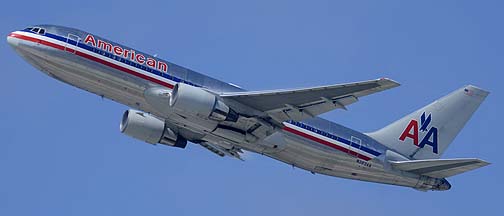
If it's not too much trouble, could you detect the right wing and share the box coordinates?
[221,78,399,123]
[199,142,244,160]
[390,158,490,178]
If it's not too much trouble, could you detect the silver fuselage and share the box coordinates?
[7,25,448,191]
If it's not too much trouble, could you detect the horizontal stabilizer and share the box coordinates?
[390,158,490,178]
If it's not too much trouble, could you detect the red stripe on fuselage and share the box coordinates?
[9,33,174,89]
[282,126,372,161]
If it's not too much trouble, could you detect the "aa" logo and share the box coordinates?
[399,112,439,154]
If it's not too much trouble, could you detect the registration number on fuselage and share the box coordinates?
[356,159,372,168]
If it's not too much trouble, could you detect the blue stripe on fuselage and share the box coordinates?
[287,120,381,157]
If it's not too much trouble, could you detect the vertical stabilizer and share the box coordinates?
[366,85,489,159]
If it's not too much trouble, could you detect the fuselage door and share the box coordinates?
[65,34,80,54]
[349,136,362,158]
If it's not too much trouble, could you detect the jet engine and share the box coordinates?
[120,110,187,148]
[169,83,238,122]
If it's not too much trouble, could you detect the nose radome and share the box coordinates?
[7,32,19,47]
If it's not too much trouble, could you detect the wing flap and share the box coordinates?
[390,158,490,178]
[199,142,244,160]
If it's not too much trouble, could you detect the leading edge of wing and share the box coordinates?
[220,78,400,98]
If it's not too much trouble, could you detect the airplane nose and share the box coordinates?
[7,32,19,47]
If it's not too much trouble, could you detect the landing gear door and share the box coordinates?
[65,34,80,54]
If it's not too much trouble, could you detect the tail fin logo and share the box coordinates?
[399,112,439,153]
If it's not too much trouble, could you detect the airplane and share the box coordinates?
[7,24,490,191]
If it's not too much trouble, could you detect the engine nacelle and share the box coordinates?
[169,83,238,122]
[120,110,187,148]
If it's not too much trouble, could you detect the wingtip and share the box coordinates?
[378,77,401,88]
[477,159,491,166]
[457,158,491,166]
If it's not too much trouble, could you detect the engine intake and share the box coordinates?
[120,110,187,148]
[169,83,238,122]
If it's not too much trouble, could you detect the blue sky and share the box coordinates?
[1,0,502,215]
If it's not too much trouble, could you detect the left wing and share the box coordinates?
[221,78,399,123]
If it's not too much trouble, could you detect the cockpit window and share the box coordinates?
[24,27,33,31]
[27,27,45,35]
